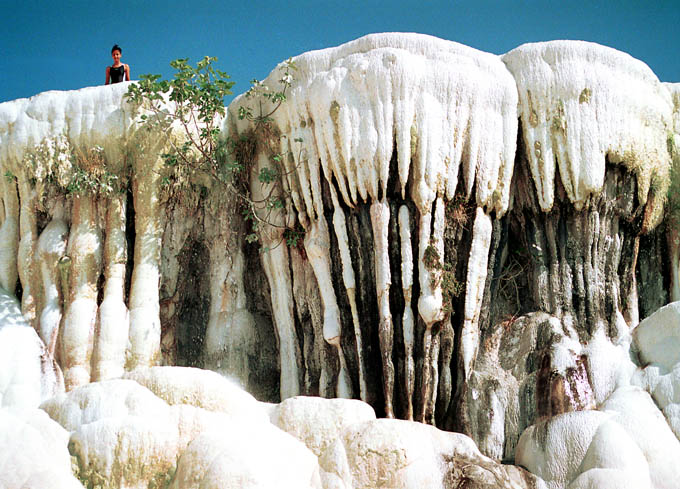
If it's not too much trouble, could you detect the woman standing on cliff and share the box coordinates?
[105,44,130,84]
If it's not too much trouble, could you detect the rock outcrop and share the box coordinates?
[0,32,678,489]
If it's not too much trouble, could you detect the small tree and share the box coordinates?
[125,56,301,247]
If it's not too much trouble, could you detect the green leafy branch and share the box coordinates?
[126,56,304,248]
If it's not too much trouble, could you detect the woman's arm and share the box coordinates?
[125,64,131,81]
[105,66,110,85]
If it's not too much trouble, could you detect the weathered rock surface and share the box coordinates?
[271,396,377,456]
[0,32,679,489]
[0,407,84,489]
[320,418,543,489]
[0,288,63,409]
[169,422,322,489]
[122,365,269,422]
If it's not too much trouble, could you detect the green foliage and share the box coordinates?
[126,56,304,247]
[283,226,305,248]
[26,141,126,200]
[66,164,121,198]
[126,56,234,197]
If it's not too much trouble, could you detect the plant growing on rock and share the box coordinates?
[24,136,125,202]
[125,56,301,247]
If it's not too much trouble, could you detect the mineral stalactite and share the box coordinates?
[0,33,679,489]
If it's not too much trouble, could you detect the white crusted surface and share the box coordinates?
[40,379,177,488]
[633,301,680,371]
[517,386,680,489]
[0,288,62,409]
[516,411,610,489]
[169,420,322,489]
[326,418,537,489]
[127,163,163,370]
[304,217,353,398]
[122,366,269,423]
[94,196,129,381]
[666,83,680,134]
[233,32,517,217]
[36,217,68,355]
[271,396,376,457]
[0,407,84,489]
[62,196,101,389]
[460,208,493,379]
[577,420,652,488]
[41,378,268,489]
[202,226,257,384]
[260,243,300,400]
[582,328,636,405]
[0,177,19,292]
[305,218,342,342]
[331,199,367,400]
[371,201,392,332]
[568,468,649,489]
[0,83,133,162]
[602,386,680,488]
[503,41,672,217]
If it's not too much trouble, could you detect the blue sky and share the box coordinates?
[1,0,678,103]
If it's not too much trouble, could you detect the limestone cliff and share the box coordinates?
[1,33,679,489]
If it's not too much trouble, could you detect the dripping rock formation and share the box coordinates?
[1,33,679,489]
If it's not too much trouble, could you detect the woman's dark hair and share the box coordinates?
[111,44,122,54]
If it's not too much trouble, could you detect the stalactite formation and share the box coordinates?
[0,34,677,474]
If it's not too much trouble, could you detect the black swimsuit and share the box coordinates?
[110,65,126,83]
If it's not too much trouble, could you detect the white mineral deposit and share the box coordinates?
[0,33,678,489]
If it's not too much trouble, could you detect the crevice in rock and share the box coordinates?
[123,185,135,304]
[242,237,280,402]
[175,237,210,367]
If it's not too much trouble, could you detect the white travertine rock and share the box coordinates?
[169,421,322,489]
[503,41,672,222]
[0,83,133,164]
[516,411,611,489]
[667,83,680,134]
[633,301,680,371]
[601,386,680,488]
[36,215,68,357]
[270,396,376,457]
[632,361,680,440]
[517,386,680,489]
[0,83,169,383]
[126,146,164,370]
[582,328,637,405]
[662,403,680,440]
[201,211,258,386]
[0,288,63,409]
[326,418,542,489]
[122,366,269,423]
[259,241,301,400]
[41,378,270,489]
[460,207,493,381]
[61,195,102,389]
[568,468,648,489]
[93,195,129,381]
[0,407,84,489]
[41,379,170,431]
[577,420,652,488]
[331,193,367,401]
[0,175,19,293]
[237,33,518,217]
